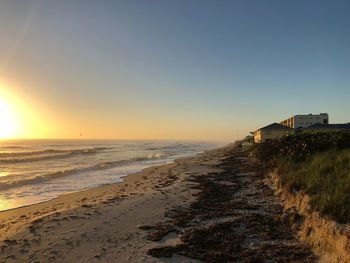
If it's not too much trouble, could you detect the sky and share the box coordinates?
[0,0,349,141]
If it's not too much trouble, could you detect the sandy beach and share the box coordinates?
[0,146,316,262]
[0,146,225,263]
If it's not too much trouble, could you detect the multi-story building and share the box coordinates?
[280,113,329,129]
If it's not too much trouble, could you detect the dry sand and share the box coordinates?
[0,147,227,263]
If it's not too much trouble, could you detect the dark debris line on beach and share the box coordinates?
[142,148,317,262]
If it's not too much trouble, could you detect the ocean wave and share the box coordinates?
[0,151,94,163]
[0,146,28,149]
[146,143,194,151]
[0,147,112,159]
[93,154,168,170]
[0,168,87,190]
[0,153,168,190]
[147,153,166,158]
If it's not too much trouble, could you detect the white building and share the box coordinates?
[280,113,329,129]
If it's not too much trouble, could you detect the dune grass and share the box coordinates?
[277,149,350,223]
[254,131,350,223]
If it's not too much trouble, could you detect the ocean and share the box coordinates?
[0,140,218,211]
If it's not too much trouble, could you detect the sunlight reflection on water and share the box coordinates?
[0,171,9,177]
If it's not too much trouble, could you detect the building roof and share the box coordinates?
[257,122,294,131]
[303,123,350,130]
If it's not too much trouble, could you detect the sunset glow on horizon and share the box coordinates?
[0,1,349,141]
[0,82,234,141]
[0,98,18,139]
[0,83,49,140]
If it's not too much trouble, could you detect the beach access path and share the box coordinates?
[0,146,316,262]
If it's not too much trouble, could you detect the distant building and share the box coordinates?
[280,113,328,129]
[253,123,295,143]
[251,113,350,144]
[302,123,350,132]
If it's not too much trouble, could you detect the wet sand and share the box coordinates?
[0,146,316,262]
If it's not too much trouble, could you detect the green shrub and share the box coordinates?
[254,131,350,223]
[255,131,350,163]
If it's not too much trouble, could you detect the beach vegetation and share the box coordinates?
[254,131,350,223]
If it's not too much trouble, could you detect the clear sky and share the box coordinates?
[0,0,349,141]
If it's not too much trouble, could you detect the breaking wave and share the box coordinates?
[0,154,168,190]
[0,147,113,163]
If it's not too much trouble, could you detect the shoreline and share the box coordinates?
[0,146,228,262]
[0,149,208,214]
[0,144,315,262]
[0,153,201,215]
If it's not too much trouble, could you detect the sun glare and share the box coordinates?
[0,98,18,139]
[0,82,51,139]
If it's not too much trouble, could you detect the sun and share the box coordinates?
[0,82,50,139]
[0,98,18,139]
